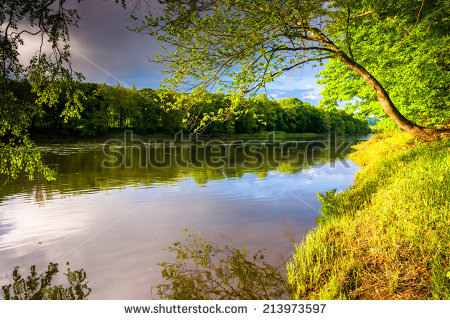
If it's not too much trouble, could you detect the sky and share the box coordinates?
[45,0,325,105]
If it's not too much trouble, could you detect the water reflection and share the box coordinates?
[155,230,289,299]
[0,134,368,299]
[2,262,91,300]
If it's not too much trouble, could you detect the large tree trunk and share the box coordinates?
[337,54,435,141]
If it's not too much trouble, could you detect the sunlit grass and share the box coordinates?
[287,132,450,299]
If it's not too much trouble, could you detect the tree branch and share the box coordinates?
[351,11,373,19]
[281,56,334,72]
[269,46,336,53]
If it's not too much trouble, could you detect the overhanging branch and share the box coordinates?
[281,55,335,72]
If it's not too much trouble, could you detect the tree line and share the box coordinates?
[23,82,370,137]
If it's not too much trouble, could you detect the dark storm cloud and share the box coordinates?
[69,0,163,88]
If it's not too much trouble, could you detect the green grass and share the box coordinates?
[287,132,450,299]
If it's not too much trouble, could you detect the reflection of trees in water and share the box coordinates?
[1,262,91,300]
[155,230,290,299]
[1,136,360,202]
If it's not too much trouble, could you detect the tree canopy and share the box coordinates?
[132,0,449,140]
[318,0,450,129]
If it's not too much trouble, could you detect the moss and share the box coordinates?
[287,132,450,299]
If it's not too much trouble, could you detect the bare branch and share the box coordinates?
[351,11,373,20]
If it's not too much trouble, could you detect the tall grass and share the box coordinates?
[287,132,450,299]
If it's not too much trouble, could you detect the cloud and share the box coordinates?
[65,1,164,88]
[300,85,324,102]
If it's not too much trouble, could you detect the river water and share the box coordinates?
[0,133,368,299]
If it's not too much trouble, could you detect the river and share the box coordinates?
[0,133,368,299]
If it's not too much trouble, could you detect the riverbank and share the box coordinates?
[287,132,450,299]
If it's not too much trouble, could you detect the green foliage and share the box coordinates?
[2,262,91,300]
[316,189,339,223]
[156,230,289,299]
[0,136,55,185]
[319,0,450,127]
[0,1,84,182]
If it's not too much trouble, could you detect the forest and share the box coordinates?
[17,81,370,137]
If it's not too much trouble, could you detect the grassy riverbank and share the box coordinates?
[287,132,450,299]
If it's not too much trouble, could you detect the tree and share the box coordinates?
[0,0,84,183]
[132,0,449,141]
[318,0,450,131]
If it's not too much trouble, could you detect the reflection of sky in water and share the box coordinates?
[0,138,363,299]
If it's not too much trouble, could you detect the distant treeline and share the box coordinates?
[18,82,370,136]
